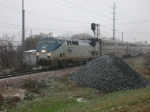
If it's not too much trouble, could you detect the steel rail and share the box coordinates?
[0,69,51,79]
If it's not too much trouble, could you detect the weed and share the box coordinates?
[11,96,21,103]
[21,79,48,90]
[0,94,4,105]
[24,93,35,100]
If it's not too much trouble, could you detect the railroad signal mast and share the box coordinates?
[91,23,100,57]
[91,23,100,39]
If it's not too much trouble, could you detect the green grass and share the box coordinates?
[6,57,150,112]
[8,78,150,112]
[8,87,150,112]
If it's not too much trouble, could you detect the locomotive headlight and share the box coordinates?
[47,53,51,56]
[36,52,39,56]
[41,50,46,53]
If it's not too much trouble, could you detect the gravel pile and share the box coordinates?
[69,55,148,91]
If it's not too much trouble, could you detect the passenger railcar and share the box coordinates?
[100,39,127,58]
[36,37,150,68]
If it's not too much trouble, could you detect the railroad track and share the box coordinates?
[0,65,78,79]
[0,69,51,79]
[0,55,145,80]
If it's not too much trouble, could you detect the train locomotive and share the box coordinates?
[36,37,150,68]
[36,37,99,68]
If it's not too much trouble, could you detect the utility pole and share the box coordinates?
[30,29,33,48]
[112,2,116,40]
[122,32,123,41]
[22,0,25,63]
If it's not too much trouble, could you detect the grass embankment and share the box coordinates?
[4,56,150,112]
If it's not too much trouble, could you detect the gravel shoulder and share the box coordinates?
[0,67,80,87]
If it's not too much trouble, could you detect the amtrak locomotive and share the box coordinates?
[36,37,150,68]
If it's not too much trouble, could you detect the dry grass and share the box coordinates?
[0,94,4,105]
[125,57,150,79]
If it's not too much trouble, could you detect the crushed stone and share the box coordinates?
[69,55,148,91]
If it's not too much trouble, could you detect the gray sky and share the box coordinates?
[0,0,150,42]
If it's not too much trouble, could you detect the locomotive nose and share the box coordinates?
[47,52,51,58]
[36,51,51,59]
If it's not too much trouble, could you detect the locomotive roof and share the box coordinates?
[41,37,91,42]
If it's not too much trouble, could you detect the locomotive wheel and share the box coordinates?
[60,61,68,68]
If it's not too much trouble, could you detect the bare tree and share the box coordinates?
[0,34,19,70]
[71,33,93,39]
[25,32,53,51]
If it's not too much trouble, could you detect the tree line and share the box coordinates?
[0,32,93,71]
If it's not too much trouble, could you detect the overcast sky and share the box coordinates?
[0,0,150,42]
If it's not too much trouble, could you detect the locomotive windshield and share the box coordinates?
[36,37,62,52]
[39,40,55,44]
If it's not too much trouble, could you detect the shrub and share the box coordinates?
[143,55,150,70]
[0,94,4,105]
[11,96,21,102]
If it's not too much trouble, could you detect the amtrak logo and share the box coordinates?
[67,49,73,54]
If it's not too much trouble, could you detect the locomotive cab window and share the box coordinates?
[69,41,72,45]
[72,41,76,45]
[58,40,61,44]
[60,53,62,57]
[76,41,79,45]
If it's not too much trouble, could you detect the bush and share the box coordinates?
[0,94,4,105]
[143,55,150,70]
[11,96,21,103]
[21,79,38,91]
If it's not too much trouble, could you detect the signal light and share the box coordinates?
[91,23,95,31]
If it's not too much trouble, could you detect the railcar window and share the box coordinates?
[142,45,146,47]
[76,41,79,45]
[129,44,136,47]
[103,42,105,46]
[118,43,126,46]
[106,43,115,46]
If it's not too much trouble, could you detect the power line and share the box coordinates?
[93,0,112,7]
[0,3,90,24]
[83,0,111,12]
[61,0,111,19]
